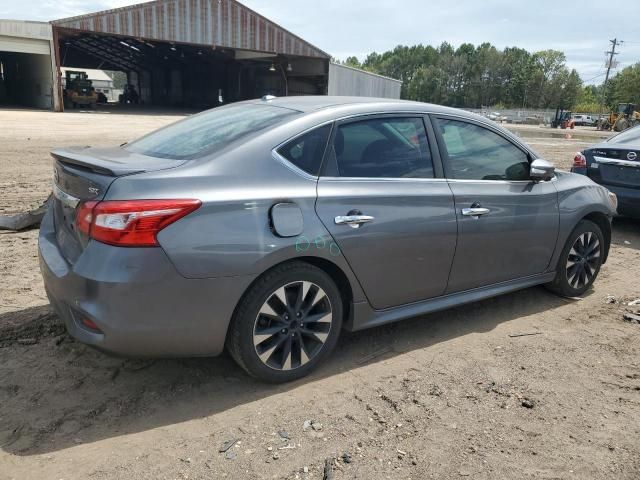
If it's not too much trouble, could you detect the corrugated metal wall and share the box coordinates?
[328,63,401,99]
[0,35,50,55]
[52,0,329,59]
[0,20,52,41]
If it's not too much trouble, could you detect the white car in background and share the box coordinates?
[572,114,597,126]
[486,111,506,122]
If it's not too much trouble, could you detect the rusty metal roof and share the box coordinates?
[52,0,330,59]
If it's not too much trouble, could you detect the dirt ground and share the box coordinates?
[0,109,639,480]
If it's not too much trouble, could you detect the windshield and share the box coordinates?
[606,125,640,144]
[125,103,299,160]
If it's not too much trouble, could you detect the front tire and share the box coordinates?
[226,261,343,383]
[546,220,604,297]
[615,118,630,132]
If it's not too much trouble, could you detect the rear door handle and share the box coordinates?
[461,207,490,217]
[334,215,375,228]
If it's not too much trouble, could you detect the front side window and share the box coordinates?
[437,118,530,181]
[277,124,332,176]
[332,117,434,178]
[126,104,299,160]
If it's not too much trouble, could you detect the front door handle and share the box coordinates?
[462,207,490,217]
[335,215,375,228]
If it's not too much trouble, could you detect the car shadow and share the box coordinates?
[0,285,576,456]
[612,217,640,251]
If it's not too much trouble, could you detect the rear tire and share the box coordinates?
[226,261,343,383]
[545,220,604,297]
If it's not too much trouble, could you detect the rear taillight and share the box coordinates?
[573,152,587,168]
[76,201,98,235]
[75,199,201,247]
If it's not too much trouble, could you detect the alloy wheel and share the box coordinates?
[566,232,601,289]
[253,281,333,371]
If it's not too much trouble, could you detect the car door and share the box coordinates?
[315,114,458,310]
[433,116,559,294]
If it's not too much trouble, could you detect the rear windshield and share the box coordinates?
[125,103,299,160]
[606,125,640,144]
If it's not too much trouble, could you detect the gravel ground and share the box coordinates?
[0,109,638,480]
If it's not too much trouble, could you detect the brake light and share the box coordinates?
[75,199,201,247]
[76,200,97,235]
[573,152,587,168]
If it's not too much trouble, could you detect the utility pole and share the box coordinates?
[600,38,622,124]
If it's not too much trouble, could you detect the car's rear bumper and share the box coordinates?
[571,168,640,218]
[38,208,255,357]
[598,184,640,218]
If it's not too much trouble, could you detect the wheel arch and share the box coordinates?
[226,257,356,347]
[297,256,354,324]
[582,211,611,263]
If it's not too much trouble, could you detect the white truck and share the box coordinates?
[572,114,597,126]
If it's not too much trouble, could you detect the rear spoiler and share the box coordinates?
[50,146,186,177]
[51,147,144,176]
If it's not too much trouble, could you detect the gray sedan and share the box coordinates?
[39,97,617,382]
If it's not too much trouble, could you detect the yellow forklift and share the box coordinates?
[63,70,98,109]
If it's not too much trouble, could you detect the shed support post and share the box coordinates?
[51,26,63,112]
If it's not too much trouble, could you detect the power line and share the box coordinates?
[583,71,606,84]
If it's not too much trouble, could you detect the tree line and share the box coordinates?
[605,63,640,109]
[337,43,640,113]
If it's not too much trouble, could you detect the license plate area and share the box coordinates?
[600,164,640,187]
[53,196,85,264]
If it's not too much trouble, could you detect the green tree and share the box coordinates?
[607,63,640,107]
[499,47,533,108]
[107,70,127,89]
[573,85,601,113]
[530,50,567,108]
[343,56,361,68]
[339,43,585,109]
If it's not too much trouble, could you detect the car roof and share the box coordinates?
[605,125,640,146]
[237,95,537,156]
[244,95,479,119]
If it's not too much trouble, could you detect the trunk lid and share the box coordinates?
[590,147,640,189]
[51,146,186,263]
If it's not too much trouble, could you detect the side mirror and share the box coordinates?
[530,159,555,181]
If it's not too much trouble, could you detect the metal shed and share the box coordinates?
[51,0,332,111]
[328,63,402,99]
[0,20,57,109]
[1,0,403,111]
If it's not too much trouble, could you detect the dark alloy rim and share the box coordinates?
[566,231,601,289]
[253,281,333,371]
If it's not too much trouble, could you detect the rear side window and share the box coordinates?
[332,117,434,178]
[436,118,530,181]
[277,124,332,176]
[126,104,298,160]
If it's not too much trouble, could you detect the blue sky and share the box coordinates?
[1,0,639,84]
